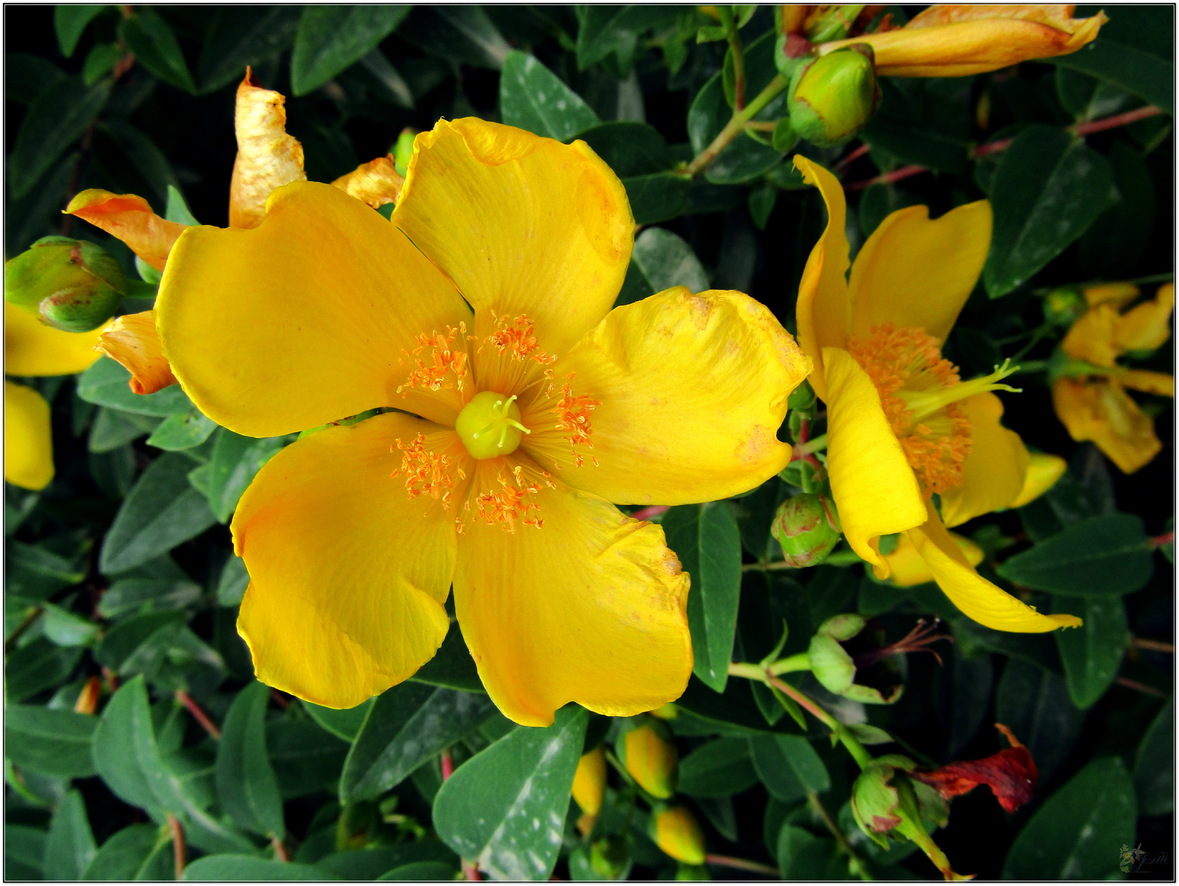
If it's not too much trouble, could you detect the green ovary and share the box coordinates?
[455,391,530,459]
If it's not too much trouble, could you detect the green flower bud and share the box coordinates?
[5,237,126,333]
[392,128,418,176]
[618,718,678,799]
[1042,286,1088,327]
[771,493,841,567]
[650,804,706,865]
[788,45,880,147]
[589,835,631,880]
[807,614,903,704]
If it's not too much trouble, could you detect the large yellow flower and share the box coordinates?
[817,5,1107,78]
[4,303,108,489]
[793,156,1079,633]
[1052,283,1174,474]
[154,118,811,726]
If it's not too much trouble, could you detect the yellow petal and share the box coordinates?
[331,155,404,209]
[823,348,926,574]
[96,310,178,394]
[157,181,471,438]
[5,302,106,376]
[1010,452,1068,508]
[572,746,607,818]
[1082,281,1139,310]
[939,392,1030,528]
[1118,369,1174,397]
[228,69,307,229]
[394,118,633,355]
[846,201,992,345]
[793,155,853,400]
[1061,303,1120,366]
[909,503,1081,632]
[1052,377,1162,474]
[4,381,54,490]
[233,412,458,709]
[821,9,1107,77]
[64,190,188,271]
[1115,283,1173,353]
[883,529,984,588]
[537,288,811,505]
[453,469,692,727]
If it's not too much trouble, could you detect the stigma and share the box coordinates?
[455,391,531,459]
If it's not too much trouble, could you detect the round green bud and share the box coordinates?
[5,237,126,332]
[788,45,880,148]
[1042,286,1088,327]
[770,493,841,567]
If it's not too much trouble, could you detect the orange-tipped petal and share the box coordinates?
[64,190,188,271]
[96,310,178,394]
[332,155,404,209]
[229,68,307,229]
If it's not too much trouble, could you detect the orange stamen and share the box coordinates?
[391,433,466,508]
[470,463,549,532]
[396,323,469,395]
[549,372,601,467]
[486,313,555,365]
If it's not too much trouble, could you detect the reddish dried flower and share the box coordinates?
[911,723,1037,813]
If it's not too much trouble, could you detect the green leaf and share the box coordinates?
[678,737,760,797]
[1003,757,1136,878]
[410,627,482,692]
[8,74,111,199]
[623,172,691,226]
[776,824,846,878]
[433,706,588,880]
[197,6,301,94]
[146,409,218,451]
[5,639,82,702]
[1133,699,1174,817]
[99,576,202,619]
[43,789,97,879]
[997,513,1152,597]
[216,683,285,838]
[995,660,1084,786]
[861,78,972,174]
[77,358,195,417]
[663,503,742,691]
[983,126,1114,297]
[1048,6,1173,110]
[318,843,459,879]
[630,227,710,295]
[82,42,122,87]
[749,734,830,802]
[5,825,46,880]
[290,6,411,96]
[55,5,109,57]
[5,540,86,600]
[574,7,681,73]
[268,720,348,799]
[1054,595,1127,709]
[118,8,197,94]
[90,406,158,452]
[81,825,172,880]
[204,430,287,524]
[499,50,601,141]
[99,453,218,575]
[341,683,497,803]
[182,855,338,880]
[575,121,674,177]
[302,698,374,743]
[5,705,98,778]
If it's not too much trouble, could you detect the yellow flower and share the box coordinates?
[153,118,811,726]
[1052,283,1174,474]
[66,68,404,395]
[793,156,1079,634]
[4,302,108,489]
[818,5,1107,77]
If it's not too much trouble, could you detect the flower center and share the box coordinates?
[846,323,1021,495]
[455,391,530,459]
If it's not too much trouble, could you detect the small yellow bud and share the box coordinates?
[619,720,678,799]
[572,745,607,828]
[651,805,706,865]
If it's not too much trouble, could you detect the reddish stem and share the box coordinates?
[440,749,482,880]
[175,690,222,741]
[630,505,669,521]
[167,813,186,879]
[1116,676,1169,698]
[271,835,291,862]
[1149,530,1174,550]
[833,142,871,172]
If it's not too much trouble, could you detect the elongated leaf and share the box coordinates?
[500,50,600,141]
[1003,757,1135,878]
[317,843,459,879]
[81,825,172,881]
[623,172,691,226]
[341,683,496,803]
[678,737,760,797]
[268,720,349,799]
[663,503,742,691]
[8,74,111,199]
[574,6,681,73]
[994,660,1084,786]
[997,513,1152,597]
[6,639,82,703]
[5,826,46,880]
[291,6,410,95]
[749,734,830,802]
[77,358,194,417]
[776,823,846,879]
[403,5,510,70]
[118,8,196,93]
[631,227,710,295]
[204,430,287,523]
[146,409,217,451]
[55,5,109,57]
[302,698,374,743]
[1133,699,1174,817]
[983,126,1113,297]
[1054,595,1127,709]
[182,856,338,880]
[99,453,218,575]
[43,789,97,880]
[216,682,285,837]
[5,705,98,778]
[433,706,587,880]
[197,6,301,94]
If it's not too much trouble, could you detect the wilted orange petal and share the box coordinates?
[64,190,188,272]
[331,155,405,209]
[228,68,307,229]
[1052,377,1161,474]
[1061,303,1120,367]
[97,310,178,394]
[911,723,1038,814]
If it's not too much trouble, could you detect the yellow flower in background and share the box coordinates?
[1052,283,1174,474]
[572,745,607,835]
[793,156,1079,633]
[66,68,404,395]
[4,303,108,489]
[817,5,1108,77]
[651,805,706,865]
[154,118,811,726]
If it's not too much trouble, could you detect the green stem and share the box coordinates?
[705,853,781,877]
[716,6,747,110]
[807,790,872,880]
[795,433,828,457]
[684,75,789,179]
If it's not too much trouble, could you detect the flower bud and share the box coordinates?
[788,45,880,147]
[618,719,678,799]
[572,745,607,834]
[393,128,418,176]
[5,237,126,333]
[807,613,916,705]
[771,493,841,567]
[589,835,630,879]
[651,804,706,865]
[1042,286,1088,327]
